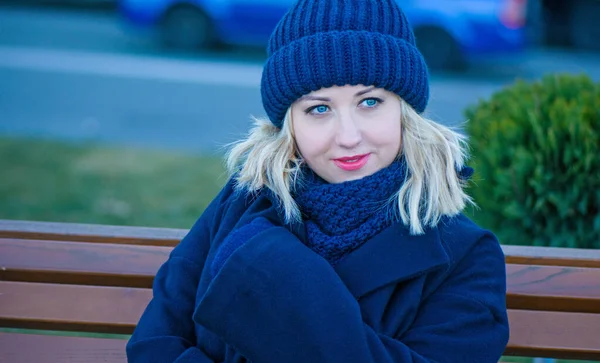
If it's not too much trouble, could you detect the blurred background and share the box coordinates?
[0,0,599,229]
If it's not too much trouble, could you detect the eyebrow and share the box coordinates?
[298,95,331,102]
[298,87,377,103]
[355,86,376,97]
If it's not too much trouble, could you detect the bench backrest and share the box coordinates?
[1,219,600,360]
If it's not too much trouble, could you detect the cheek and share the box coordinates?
[295,130,329,159]
[292,115,331,159]
[369,115,402,148]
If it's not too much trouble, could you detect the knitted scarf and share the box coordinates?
[293,159,475,265]
[293,159,408,266]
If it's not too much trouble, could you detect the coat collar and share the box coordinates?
[333,222,450,300]
[262,187,450,299]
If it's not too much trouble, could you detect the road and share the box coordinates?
[1,6,599,153]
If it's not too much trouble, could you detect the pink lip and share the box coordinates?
[333,154,371,171]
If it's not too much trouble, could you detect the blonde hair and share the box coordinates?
[225,99,474,235]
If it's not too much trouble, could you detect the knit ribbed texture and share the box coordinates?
[293,159,408,265]
[261,0,430,127]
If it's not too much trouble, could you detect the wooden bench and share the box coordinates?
[1,219,599,362]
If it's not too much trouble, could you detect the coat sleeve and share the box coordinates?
[126,183,234,363]
[193,227,509,363]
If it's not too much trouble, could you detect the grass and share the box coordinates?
[0,136,228,227]
[1,135,597,363]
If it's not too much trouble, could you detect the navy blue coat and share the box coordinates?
[127,178,510,362]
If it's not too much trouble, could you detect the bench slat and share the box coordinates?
[0,333,127,363]
[503,245,600,268]
[506,264,600,313]
[0,219,185,246]
[0,281,150,334]
[3,219,600,267]
[0,238,170,288]
[3,238,600,313]
[505,309,600,360]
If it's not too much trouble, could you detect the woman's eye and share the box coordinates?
[360,98,381,108]
[307,105,330,115]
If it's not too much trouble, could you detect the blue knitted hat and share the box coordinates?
[260,0,430,128]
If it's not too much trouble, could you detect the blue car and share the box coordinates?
[119,0,531,70]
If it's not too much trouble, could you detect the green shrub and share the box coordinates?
[464,73,599,248]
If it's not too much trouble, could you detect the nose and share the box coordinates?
[335,112,362,149]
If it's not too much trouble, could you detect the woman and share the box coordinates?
[126,0,510,362]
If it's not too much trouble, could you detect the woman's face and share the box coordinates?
[291,85,402,184]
